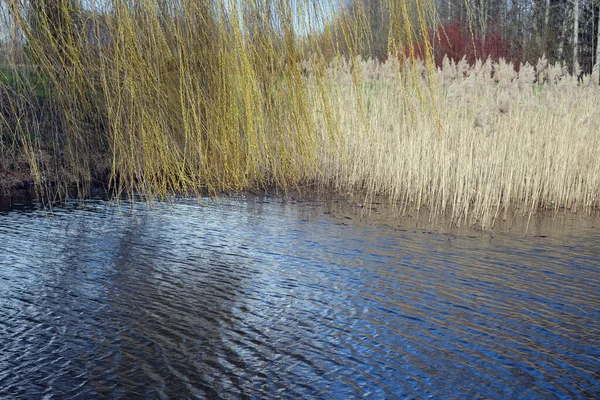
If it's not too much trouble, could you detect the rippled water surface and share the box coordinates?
[1,197,599,399]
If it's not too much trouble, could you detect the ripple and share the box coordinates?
[0,197,599,398]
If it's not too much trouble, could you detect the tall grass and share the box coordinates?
[311,56,600,227]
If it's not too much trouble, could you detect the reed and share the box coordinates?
[311,56,600,227]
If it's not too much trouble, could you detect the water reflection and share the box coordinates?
[0,197,599,398]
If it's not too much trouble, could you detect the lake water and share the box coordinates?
[1,196,599,398]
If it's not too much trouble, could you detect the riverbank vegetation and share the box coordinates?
[312,57,600,226]
[0,0,599,227]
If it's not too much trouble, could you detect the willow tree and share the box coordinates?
[3,0,437,197]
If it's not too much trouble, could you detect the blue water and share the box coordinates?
[0,197,599,398]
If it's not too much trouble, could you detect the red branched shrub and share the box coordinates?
[406,22,522,69]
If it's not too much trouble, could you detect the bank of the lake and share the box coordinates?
[3,57,600,229]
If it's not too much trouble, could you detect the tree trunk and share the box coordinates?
[573,0,579,72]
[544,0,550,54]
[477,0,489,42]
[558,3,569,60]
[597,7,600,84]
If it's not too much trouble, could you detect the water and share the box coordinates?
[1,197,599,399]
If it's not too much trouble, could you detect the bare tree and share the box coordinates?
[573,0,580,71]
[597,5,600,74]
[0,1,9,45]
[468,0,491,40]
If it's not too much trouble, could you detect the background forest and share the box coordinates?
[337,0,600,75]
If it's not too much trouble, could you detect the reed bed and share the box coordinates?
[311,57,600,227]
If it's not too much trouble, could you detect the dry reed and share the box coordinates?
[311,56,600,227]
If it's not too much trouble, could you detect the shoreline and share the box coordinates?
[2,178,598,237]
[2,57,599,230]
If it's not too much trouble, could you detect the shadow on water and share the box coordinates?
[0,196,599,398]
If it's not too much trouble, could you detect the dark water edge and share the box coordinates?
[1,196,599,399]
[0,184,110,212]
[2,189,599,235]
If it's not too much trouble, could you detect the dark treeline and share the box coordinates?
[327,0,600,73]
[3,0,598,71]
